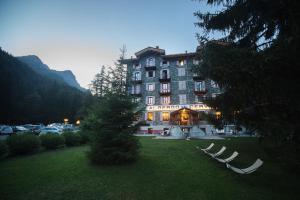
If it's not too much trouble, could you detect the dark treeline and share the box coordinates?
[0,48,89,125]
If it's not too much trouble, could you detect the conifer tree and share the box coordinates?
[194,0,300,145]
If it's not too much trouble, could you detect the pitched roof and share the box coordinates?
[135,46,165,57]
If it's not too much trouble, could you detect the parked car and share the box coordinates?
[12,126,29,134]
[0,126,13,135]
[23,124,42,135]
[40,127,62,134]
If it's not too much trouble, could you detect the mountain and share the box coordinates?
[0,48,87,124]
[17,55,86,91]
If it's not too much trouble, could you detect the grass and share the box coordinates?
[0,137,299,200]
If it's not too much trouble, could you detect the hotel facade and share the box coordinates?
[123,46,221,135]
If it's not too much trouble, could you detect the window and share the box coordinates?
[195,81,206,91]
[133,71,141,80]
[146,96,155,105]
[178,81,186,90]
[147,112,154,121]
[161,96,170,105]
[160,69,169,79]
[195,95,202,103]
[146,57,155,66]
[179,94,187,104]
[146,70,155,78]
[131,84,141,94]
[193,59,200,65]
[161,83,170,93]
[134,63,141,69]
[146,83,155,91]
[133,97,141,103]
[178,59,185,66]
[162,112,170,121]
[178,68,185,76]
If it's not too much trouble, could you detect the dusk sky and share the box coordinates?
[0,0,221,88]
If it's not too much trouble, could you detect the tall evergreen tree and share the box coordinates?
[194,0,300,145]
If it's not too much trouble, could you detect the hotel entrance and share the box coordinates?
[170,108,199,126]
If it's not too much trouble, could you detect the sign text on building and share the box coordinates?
[146,104,210,112]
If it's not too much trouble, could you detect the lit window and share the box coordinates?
[195,81,206,91]
[178,68,185,76]
[179,94,187,104]
[132,97,141,103]
[147,112,154,121]
[147,70,155,78]
[178,59,185,66]
[178,81,186,90]
[147,83,155,91]
[160,83,170,93]
[161,96,170,105]
[146,96,155,105]
[162,112,170,121]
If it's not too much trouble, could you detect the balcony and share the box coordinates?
[192,74,205,81]
[159,89,171,95]
[130,91,142,97]
[131,78,142,84]
[159,76,171,83]
[194,89,208,95]
[145,65,156,71]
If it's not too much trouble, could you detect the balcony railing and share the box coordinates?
[130,91,142,96]
[194,89,208,95]
[131,78,142,84]
[145,65,156,71]
[193,74,205,81]
[159,89,171,95]
[159,76,171,82]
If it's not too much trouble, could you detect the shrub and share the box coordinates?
[6,134,41,155]
[40,134,65,150]
[78,131,90,144]
[0,140,8,159]
[62,132,81,146]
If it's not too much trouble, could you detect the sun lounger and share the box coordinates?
[226,158,263,174]
[208,146,226,157]
[198,143,214,152]
[215,151,239,163]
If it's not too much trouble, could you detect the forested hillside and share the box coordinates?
[0,48,87,124]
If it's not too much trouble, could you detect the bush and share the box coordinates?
[0,140,8,159]
[6,134,41,155]
[62,132,81,146]
[78,131,90,144]
[40,134,65,150]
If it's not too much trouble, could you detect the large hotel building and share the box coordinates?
[123,46,221,135]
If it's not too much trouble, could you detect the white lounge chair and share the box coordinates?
[208,146,226,157]
[226,158,264,174]
[198,143,214,152]
[215,151,239,163]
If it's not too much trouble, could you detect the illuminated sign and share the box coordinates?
[146,104,210,112]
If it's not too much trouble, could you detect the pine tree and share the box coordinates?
[194,0,300,145]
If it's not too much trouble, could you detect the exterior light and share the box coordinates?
[64,118,69,124]
[76,120,80,125]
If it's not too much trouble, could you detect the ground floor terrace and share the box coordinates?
[0,137,299,200]
[138,104,236,135]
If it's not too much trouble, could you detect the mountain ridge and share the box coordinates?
[17,55,86,91]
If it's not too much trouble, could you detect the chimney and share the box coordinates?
[185,50,187,54]
[156,46,159,49]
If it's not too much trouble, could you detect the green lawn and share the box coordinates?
[0,137,299,200]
